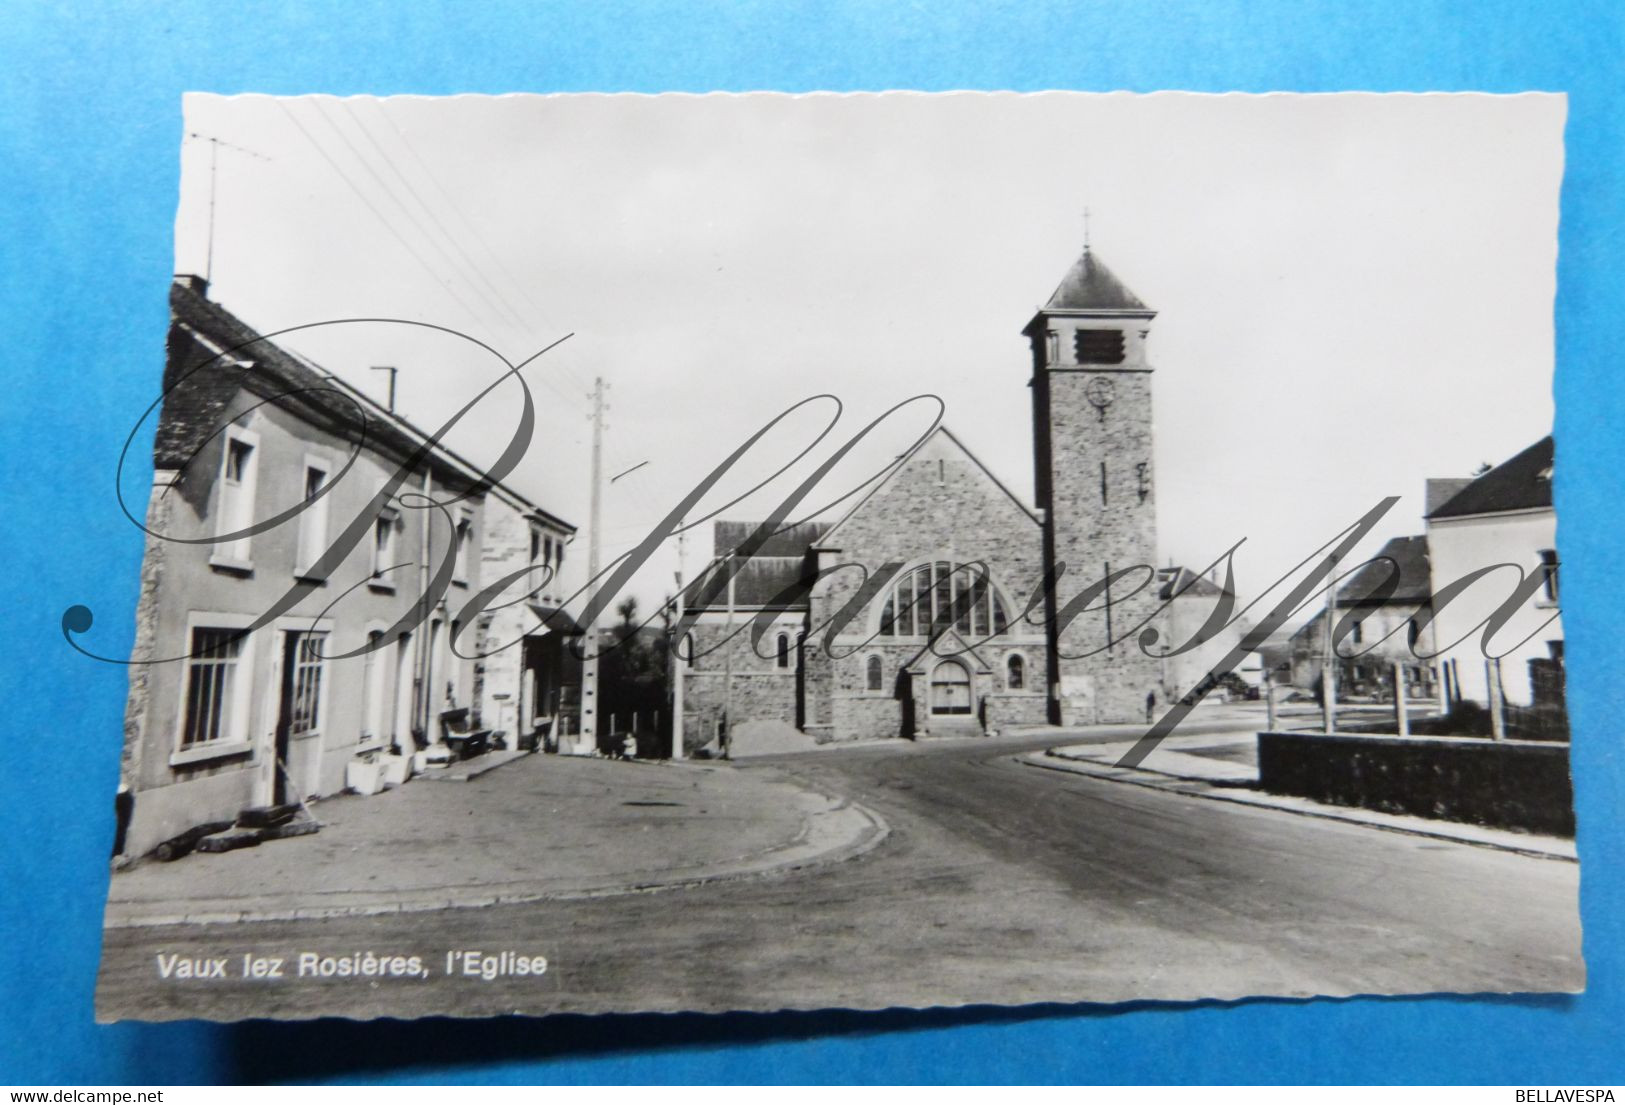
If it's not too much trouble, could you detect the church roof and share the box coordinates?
[1043,247,1150,313]
[686,520,831,612]
[713,520,831,558]
[1337,535,1432,607]
[813,425,1039,551]
[1427,437,1554,520]
[1156,566,1235,602]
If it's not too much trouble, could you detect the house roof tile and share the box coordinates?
[1338,534,1432,606]
[1427,437,1554,519]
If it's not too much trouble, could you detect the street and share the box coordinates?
[96,726,1583,1023]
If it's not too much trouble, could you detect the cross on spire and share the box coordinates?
[1083,205,1091,253]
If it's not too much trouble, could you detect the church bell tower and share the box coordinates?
[1025,241,1161,725]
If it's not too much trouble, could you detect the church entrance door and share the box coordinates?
[930,660,972,716]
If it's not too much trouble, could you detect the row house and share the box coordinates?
[474,488,587,755]
[116,275,578,859]
[1424,436,1563,731]
[1288,534,1441,703]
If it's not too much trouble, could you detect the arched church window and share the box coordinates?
[865,654,884,693]
[878,561,1010,639]
[775,632,790,669]
[1006,653,1025,690]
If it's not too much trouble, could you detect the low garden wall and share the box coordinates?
[1256,730,1574,837]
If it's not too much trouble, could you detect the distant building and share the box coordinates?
[1424,437,1562,723]
[1288,534,1440,703]
[1152,566,1252,700]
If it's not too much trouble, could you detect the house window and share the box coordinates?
[295,458,331,578]
[181,627,246,747]
[1007,653,1025,690]
[1406,619,1421,650]
[213,428,259,565]
[1350,619,1363,645]
[288,631,328,735]
[776,632,791,669]
[878,561,1010,639]
[865,654,884,692]
[1074,328,1126,365]
[370,508,399,586]
[1538,548,1560,603]
[453,517,474,585]
[528,527,548,598]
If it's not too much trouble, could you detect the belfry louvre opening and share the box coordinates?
[1074,328,1126,364]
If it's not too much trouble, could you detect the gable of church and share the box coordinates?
[810,426,1045,643]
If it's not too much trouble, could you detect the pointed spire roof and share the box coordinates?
[1043,247,1150,313]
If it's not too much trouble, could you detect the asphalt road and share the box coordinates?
[97,728,1583,1025]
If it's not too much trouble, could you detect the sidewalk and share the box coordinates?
[104,752,887,927]
[1023,733,1577,862]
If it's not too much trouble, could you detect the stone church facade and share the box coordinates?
[680,243,1166,749]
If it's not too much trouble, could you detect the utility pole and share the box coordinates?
[722,553,735,759]
[1321,560,1340,734]
[670,520,687,760]
[580,376,607,754]
[1487,657,1506,741]
[1393,659,1410,738]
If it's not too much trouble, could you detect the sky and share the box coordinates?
[172,91,1565,627]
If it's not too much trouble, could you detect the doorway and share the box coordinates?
[273,629,327,805]
[930,659,972,716]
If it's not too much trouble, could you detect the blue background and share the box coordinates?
[2,0,1621,1084]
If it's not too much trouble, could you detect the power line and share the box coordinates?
[274,99,492,335]
[369,99,561,336]
[277,99,585,416]
[335,99,538,335]
[306,97,528,340]
[361,99,594,405]
[325,99,593,416]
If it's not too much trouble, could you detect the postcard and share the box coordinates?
[88,91,1580,1022]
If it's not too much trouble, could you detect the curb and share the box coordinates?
[1018,752,1576,863]
[103,786,889,929]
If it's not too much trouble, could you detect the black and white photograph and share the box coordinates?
[93,91,1581,1023]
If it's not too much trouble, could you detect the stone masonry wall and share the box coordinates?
[1034,319,1162,724]
[808,430,1050,741]
[681,615,803,752]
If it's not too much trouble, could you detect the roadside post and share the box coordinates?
[1393,660,1409,738]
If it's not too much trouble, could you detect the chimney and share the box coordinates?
[1424,477,1473,517]
[174,273,209,299]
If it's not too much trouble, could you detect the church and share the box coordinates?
[679,240,1177,749]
